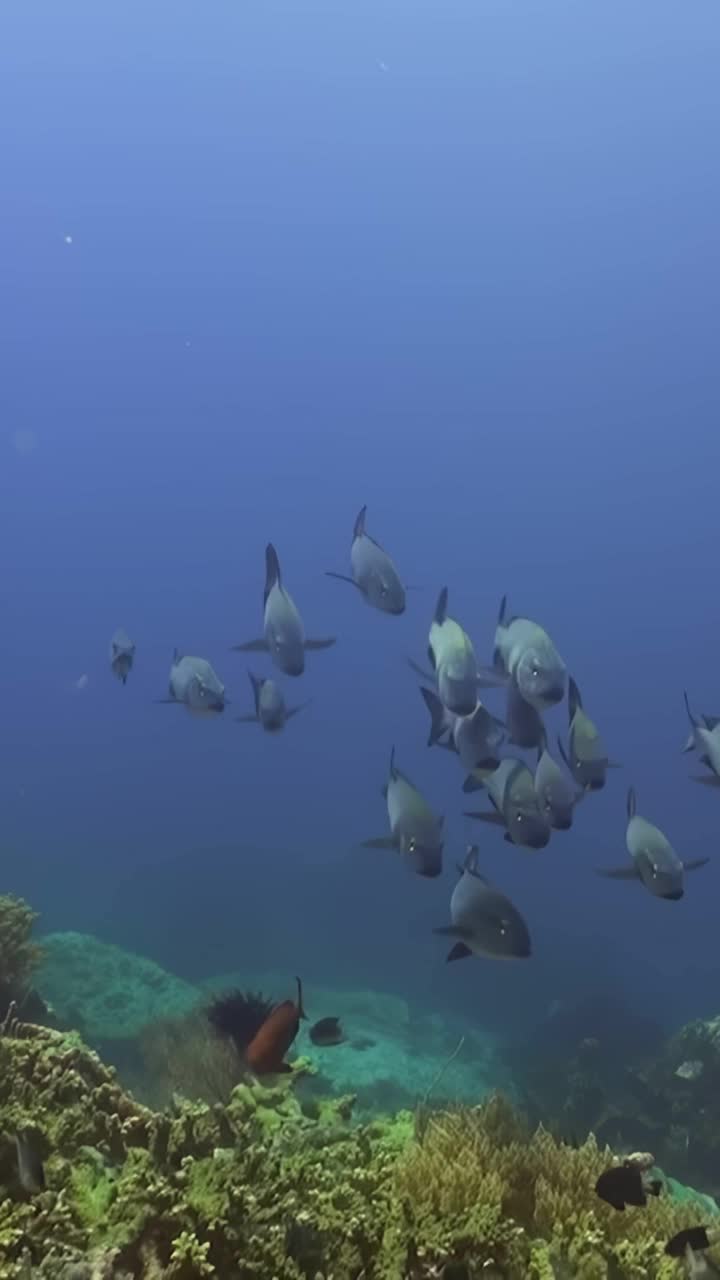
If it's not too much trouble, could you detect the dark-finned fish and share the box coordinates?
[433,844,532,961]
[534,730,583,831]
[596,787,709,900]
[478,596,566,711]
[15,1129,45,1194]
[245,976,306,1075]
[233,544,336,677]
[427,588,478,716]
[464,758,551,850]
[309,1016,345,1046]
[595,1162,661,1211]
[683,692,720,786]
[156,650,226,714]
[666,1227,719,1258]
[109,628,135,685]
[325,505,406,615]
[419,686,504,771]
[361,746,444,877]
[505,681,546,749]
[558,676,619,791]
[235,671,310,732]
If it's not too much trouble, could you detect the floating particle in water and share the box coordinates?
[64,234,73,244]
[75,674,89,691]
[377,59,389,72]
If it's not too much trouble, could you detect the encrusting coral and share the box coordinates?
[0,1010,716,1279]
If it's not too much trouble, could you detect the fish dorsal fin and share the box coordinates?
[498,594,507,625]
[248,671,264,716]
[295,975,306,1020]
[434,587,449,626]
[353,505,367,539]
[172,647,183,663]
[389,745,397,780]
[264,543,282,604]
[626,786,637,819]
[568,676,582,720]
[683,690,697,728]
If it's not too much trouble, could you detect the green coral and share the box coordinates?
[1,1014,717,1279]
[0,895,43,1017]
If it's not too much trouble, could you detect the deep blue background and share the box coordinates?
[2,1,720,1039]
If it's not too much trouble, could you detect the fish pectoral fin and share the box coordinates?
[234,714,259,724]
[304,637,337,650]
[407,657,436,682]
[446,941,473,962]
[684,857,710,872]
[360,836,397,850]
[286,700,312,719]
[462,772,489,794]
[681,733,696,754]
[325,571,359,588]
[606,760,623,769]
[231,639,269,653]
[690,774,720,787]
[476,665,509,688]
[595,866,640,881]
[464,810,505,825]
[153,698,178,705]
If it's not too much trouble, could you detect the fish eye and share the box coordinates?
[516,813,524,823]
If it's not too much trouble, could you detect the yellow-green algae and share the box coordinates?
[0,1014,716,1278]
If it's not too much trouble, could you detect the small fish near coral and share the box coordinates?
[595,1152,662,1211]
[309,1015,345,1046]
[207,978,307,1075]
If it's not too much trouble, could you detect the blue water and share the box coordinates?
[3,1,720,1045]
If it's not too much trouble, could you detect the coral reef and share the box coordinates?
[0,1009,715,1279]
[0,895,44,1023]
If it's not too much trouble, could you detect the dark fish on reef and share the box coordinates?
[557,676,619,791]
[109,628,135,684]
[596,787,709,900]
[425,587,478,716]
[534,729,583,831]
[15,1129,45,1194]
[309,1016,345,1046]
[476,595,566,711]
[682,691,720,786]
[419,685,504,771]
[433,844,531,961]
[206,989,276,1055]
[595,1161,662,1211]
[155,650,226,715]
[245,976,306,1075]
[666,1227,720,1258]
[464,758,551,850]
[235,671,311,732]
[232,543,336,677]
[325,505,406,615]
[361,746,444,878]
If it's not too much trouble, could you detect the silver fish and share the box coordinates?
[463,758,551,849]
[157,650,226,715]
[235,671,310,732]
[326,505,406,614]
[109,628,135,685]
[427,588,478,716]
[15,1129,45,1194]
[479,596,566,711]
[558,677,619,791]
[433,845,531,961]
[534,730,583,831]
[683,692,720,786]
[233,544,336,677]
[419,686,504,771]
[362,747,444,877]
[596,787,709,900]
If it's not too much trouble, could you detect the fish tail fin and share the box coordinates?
[419,686,447,745]
[434,586,449,626]
[353,505,367,539]
[295,976,307,1020]
[568,676,582,719]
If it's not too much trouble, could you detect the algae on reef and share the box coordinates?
[0,1010,715,1279]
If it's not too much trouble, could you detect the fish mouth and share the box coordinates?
[661,888,684,901]
[554,816,573,831]
[526,831,550,850]
[587,777,606,791]
[210,701,225,713]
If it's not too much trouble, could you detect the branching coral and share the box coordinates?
[1,1017,717,1280]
